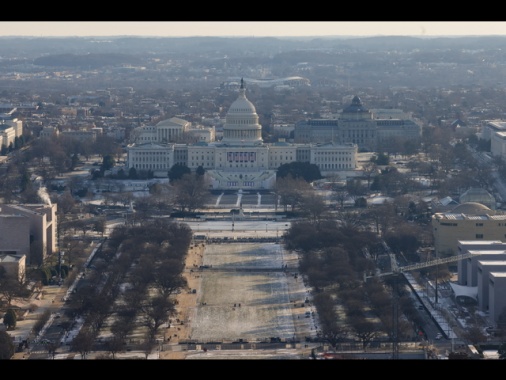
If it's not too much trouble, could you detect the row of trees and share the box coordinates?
[283,181,506,353]
[286,212,446,350]
[0,131,122,204]
[65,219,192,359]
[278,156,441,350]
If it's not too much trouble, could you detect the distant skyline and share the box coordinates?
[1,22,506,38]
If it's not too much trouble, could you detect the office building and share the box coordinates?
[432,202,506,256]
[0,203,57,265]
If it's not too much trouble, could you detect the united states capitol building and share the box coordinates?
[126,79,357,190]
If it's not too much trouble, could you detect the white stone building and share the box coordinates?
[0,253,26,282]
[126,79,357,189]
[491,130,506,158]
[481,120,506,141]
[294,96,422,151]
[0,114,23,149]
[455,240,506,325]
[131,117,191,144]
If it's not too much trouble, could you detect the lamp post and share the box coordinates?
[435,250,439,304]
[66,241,71,268]
[58,251,64,285]
[451,325,455,353]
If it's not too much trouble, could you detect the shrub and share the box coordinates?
[3,308,17,329]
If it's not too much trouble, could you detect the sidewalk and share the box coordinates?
[9,284,68,359]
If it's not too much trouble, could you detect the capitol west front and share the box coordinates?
[126,79,358,190]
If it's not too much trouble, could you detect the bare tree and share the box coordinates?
[0,268,29,307]
[94,218,107,236]
[122,287,145,312]
[47,340,60,359]
[105,336,124,359]
[313,292,348,349]
[335,209,368,230]
[363,202,398,237]
[129,255,156,288]
[61,235,84,267]
[153,259,188,298]
[172,173,211,213]
[351,318,380,350]
[71,328,95,359]
[140,334,157,359]
[361,161,378,189]
[116,191,135,207]
[462,324,488,345]
[299,192,329,225]
[273,175,311,212]
[332,189,349,209]
[111,317,135,343]
[141,295,176,340]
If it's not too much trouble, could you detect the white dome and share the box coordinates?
[221,78,263,145]
[451,202,494,215]
[228,89,256,115]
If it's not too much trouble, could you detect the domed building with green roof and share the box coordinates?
[293,94,422,151]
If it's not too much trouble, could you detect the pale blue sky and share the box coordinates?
[0,22,505,37]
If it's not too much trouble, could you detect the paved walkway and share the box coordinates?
[9,284,68,359]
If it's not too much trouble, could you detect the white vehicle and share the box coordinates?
[435,333,443,340]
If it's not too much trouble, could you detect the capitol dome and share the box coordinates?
[227,83,257,115]
[221,78,263,145]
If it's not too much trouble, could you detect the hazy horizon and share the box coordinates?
[1,22,506,38]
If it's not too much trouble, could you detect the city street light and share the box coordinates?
[435,250,439,304]
[58,251,64,285]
